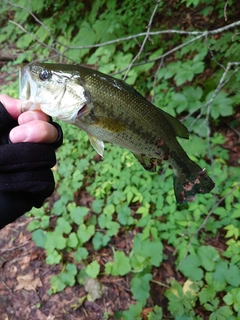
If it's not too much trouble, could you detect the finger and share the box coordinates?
[9,120,59,144]
[0,94,22,119]
[18,110,51,125]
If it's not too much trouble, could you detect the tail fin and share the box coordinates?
[174,166,215,204]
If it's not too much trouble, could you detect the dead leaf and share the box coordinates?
[15,273,42,292]
[84,278,102,302]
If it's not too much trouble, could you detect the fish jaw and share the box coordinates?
[19,66,42,112]
[19,63,89,122]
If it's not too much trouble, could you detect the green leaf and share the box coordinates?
[131,273,152,305]
[105,251,131,276]
[223,288,240,312]
[40,216,50,229]
[92,232,110,250]
[199,286,216,305]
[74,247,89,262]
[70,206,89,225]
[206,91,233,119]
[224,224,239,239]
[66,232,79,248]
[174,67,194,86]
[59,263,77,287]
[209,306,233,320]
[132,234,163,267]
[212,260,240,289]
[85,261,100,278]
[77,224,95,244]
[212,261,228,291]
[46,249,62,265]
[28,220,40,231]
[191,61,205,74]
[121,302,142,320]
[106,221,120,236]
[165,280,186,317]
[197,246,219,271]
[117,205,134,225]
[178,254,203,281]
[98,214,111,229]
[45,231,67,253]
[226,263,240,287]
[50,274,66,293]
[55,217,72,234]
[148,305,163,320]
[92,199,104,214]
[32,229,46,248]
[103,203,115,215]
[16,34,33,49]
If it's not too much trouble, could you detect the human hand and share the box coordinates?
[0,94,63,229]
[0,94,58,144]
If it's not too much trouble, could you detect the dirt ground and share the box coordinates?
[0,215,129,320]
[0,214,179,320]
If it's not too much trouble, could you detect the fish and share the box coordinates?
[19,63,215,203]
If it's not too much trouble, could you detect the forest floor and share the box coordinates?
[0,4,240,319]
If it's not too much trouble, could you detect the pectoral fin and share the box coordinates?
[89,134,105,157]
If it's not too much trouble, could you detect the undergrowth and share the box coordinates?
[1,0,240,318]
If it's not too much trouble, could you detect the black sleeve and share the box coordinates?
[0,101,63,229]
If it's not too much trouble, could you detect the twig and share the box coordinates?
[0,241,30,253]
[56,20,240,50]
[151,57,164,103]
[183,62,240,126]
[224,0,229,21]
[123,0,162,79]
[151,279,169,288]
[6,0,57,44]
[5,0,240,53]
[8,20,58,54]
[0,279,12,293]
[114,33,206,75]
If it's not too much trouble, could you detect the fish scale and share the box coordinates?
[83,74,173,147]
[19,63,215,203]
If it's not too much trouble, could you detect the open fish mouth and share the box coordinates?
[76,104,89,118]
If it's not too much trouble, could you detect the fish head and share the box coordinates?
[19,63,89,122]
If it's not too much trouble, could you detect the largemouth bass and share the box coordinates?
[19,63,215,203]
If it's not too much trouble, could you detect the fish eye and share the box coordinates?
[39,69,52,81]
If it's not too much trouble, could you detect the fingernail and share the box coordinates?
[9,126,28,143]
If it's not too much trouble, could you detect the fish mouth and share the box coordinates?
[19,63,89,122]
[19,66,41,112]
[76,104,88,118]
